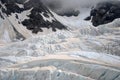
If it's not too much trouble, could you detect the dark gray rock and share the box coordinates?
[0,0,67,34]
[42,0,80,17]
[57,9,80,17]
[85,1,120,26]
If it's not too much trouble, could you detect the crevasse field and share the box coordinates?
[0,0,120,80]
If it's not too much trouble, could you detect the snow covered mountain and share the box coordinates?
[0,0,120,80]
[0,0,67,43]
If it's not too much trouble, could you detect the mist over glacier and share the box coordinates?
[42,0,120,8]
[41,0,120,16]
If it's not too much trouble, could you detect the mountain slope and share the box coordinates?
[0,0,67,43]
[0,0,120,80]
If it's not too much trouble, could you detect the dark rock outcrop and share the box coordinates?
[85,1,120,26]
[57,9,80,17]
[0,0,67,34]
[42,0,80,17]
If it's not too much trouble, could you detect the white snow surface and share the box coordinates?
[0,7,120,80]
[0,8,120,62]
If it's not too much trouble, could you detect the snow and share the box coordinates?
[40,12,55,22]
[50,8,95,35]
[0,27,120,67]
[0,19,17,43]
[24,0,30,3]
[68,51,120,66]
[0,2,120,80]
[16,3,24,8]
[0,10,120,58]
[2,30,11,42]
[7,9,34,38]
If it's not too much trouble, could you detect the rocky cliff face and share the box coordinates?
[0,0,67,42]
[85,1,120,26]
[0,0,120,80]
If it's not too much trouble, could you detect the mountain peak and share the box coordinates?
[0,0,67,42]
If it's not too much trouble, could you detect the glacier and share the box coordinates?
[0,0,120,80]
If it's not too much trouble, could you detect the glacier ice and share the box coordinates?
[0,0,120,80]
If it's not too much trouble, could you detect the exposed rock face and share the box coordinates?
[42,0,80,17]
[85,1,120,26]
[57,9,80,17]
[0,0,67,34]
[0,0,120,80]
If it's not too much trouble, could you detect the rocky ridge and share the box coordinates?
[0,0,67,42]
[85,1,120,26]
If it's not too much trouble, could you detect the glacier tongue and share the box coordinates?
[0,55,120,80]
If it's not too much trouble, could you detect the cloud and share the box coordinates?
[41,0,120,14]
[42,0,114,8]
